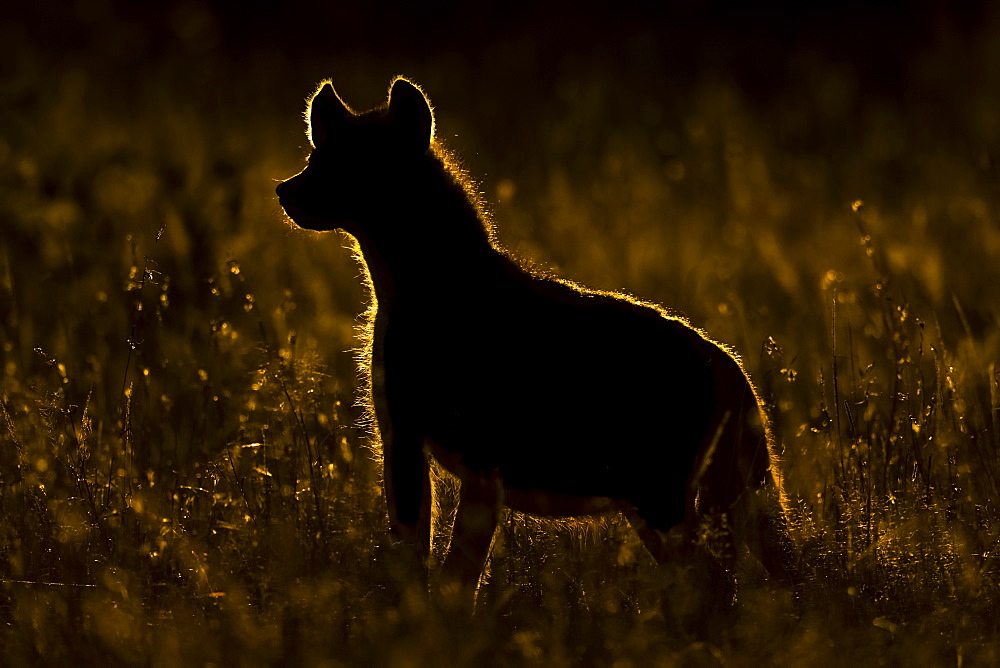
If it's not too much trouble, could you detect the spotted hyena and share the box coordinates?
[276,77,791,606]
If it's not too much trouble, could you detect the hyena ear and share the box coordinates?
[309,82,352,148]
[387,78,433,154]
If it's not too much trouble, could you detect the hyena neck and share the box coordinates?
[351,150,501,307]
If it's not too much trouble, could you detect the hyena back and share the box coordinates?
[277,77,790,603]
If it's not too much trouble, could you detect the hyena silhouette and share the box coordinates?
[277,77,790,604]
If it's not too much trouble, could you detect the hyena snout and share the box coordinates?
[276,176,324,230]
[275,178,297,203]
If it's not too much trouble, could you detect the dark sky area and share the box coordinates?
[5,1,989,103]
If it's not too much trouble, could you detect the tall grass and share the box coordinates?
[3,14,1000,664]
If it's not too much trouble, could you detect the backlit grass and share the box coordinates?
[3,10,1000,664]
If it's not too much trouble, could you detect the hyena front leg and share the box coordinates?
[437,468,502,609]
[375,350,433,561]
[384,435,431,545]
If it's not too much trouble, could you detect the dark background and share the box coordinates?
[5,2,988,118]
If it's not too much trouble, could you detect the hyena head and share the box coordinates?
[276,77,434,233]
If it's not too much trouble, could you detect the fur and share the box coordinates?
[277,77,792,606]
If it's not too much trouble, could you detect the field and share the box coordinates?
[3,3,1000,665]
